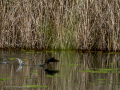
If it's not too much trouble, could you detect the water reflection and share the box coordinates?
[0,58,6,69]
[0,51,120,90]
[16,58,23,72]
[2,58,6,64]
[44,69,60,75]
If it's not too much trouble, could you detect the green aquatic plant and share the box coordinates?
[45,75,54,77]
[97,51,103,54]
[78,68,117,73]
[99,69,115,72]
[9,58,16,61]
[110,63,114,65]
[23,59,28,61]
[22,85,48,88]
[21,49,26,52]
[0,78,11,81]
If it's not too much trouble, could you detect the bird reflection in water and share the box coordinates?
[38,57,60,75]
[44,69,60,75]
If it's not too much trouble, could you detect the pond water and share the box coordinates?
[0,50,120,90]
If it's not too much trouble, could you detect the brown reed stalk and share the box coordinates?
[0,0,120,51]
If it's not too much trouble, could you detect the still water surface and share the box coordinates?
[0,50,120,90]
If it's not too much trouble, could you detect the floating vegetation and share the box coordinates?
[0,78,11,81]
[45,75,54,77]
[78,68,117,73]
[23,59,28,61]
[88,79,116,85]
[110,63,114,65]
[21,49,26,52]
[22,85,48,88]
[9,58,16,61]
[97,51,103,54]
[99,69,115,71]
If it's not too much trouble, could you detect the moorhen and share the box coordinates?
[38,57,59,67]
[45,57,59,64]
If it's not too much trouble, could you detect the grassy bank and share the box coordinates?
[0,0,120,51]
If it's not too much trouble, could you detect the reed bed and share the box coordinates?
[0,0,120,51]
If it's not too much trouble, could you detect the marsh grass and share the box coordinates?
[0,0,120,51]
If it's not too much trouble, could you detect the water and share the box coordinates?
[0,50,120,90]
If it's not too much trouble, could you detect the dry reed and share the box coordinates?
[0,0,120,51]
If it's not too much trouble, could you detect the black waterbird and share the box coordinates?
[38,57,59,67]
[45,57,59,64]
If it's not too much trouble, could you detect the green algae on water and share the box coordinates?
[23,59,28,61]
[22,85,48,88]
[9,58,16,61]
[0,78,11,81]
[21,49,26,52]
[78,68,116,73]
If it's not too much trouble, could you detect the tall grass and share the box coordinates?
[0,0,120,51]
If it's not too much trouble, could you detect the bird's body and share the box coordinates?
[45,57,59,63]
[38,57,59,68]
